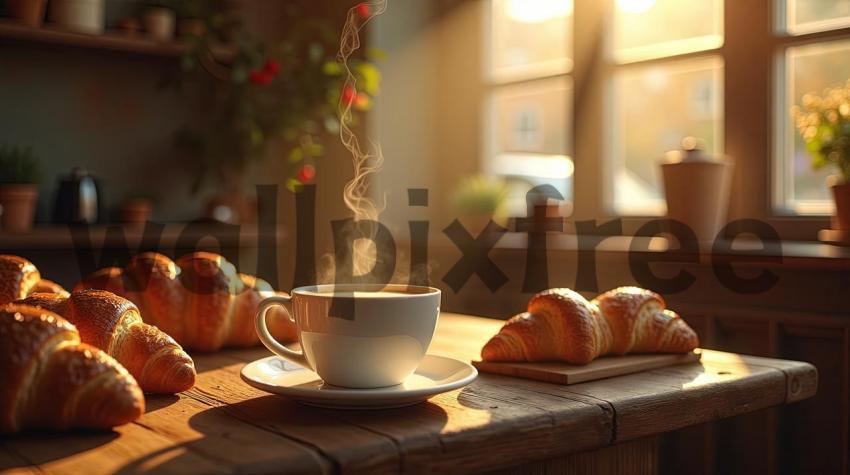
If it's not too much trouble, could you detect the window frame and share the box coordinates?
[572,0,836,240]
[483,0,845,240]
[483,0,575,217]
[772,15,850,219]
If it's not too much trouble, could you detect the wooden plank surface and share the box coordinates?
[3,420,228,474]
[472,351,702,385]
[188,352,402,473]
[133,394,330,474]
[0,312,817,474]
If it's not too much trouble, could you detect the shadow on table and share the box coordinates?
[143,394,180,413]
[1,430,118,470]
[316,399,450,437]
[115,394,450,473]
[114,445,197,475]
[212,394,449,438]
[190,347,273,374]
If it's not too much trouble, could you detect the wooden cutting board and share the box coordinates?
[472,350,702,385]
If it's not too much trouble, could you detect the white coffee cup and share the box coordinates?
[255,284,441,389]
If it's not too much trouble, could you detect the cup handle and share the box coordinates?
[255,295,312,370]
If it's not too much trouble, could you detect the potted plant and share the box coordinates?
[174,0,206,39]
[0,144,42,232]
[7,0,47,27]
[118,197,154,229]
[451,175,508,234]
[794,81,850,230]
[171,2,380,219]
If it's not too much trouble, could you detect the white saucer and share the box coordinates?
[240,354,477,409]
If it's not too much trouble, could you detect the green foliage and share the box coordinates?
[0,144,41,185]
[451,175,508,217]
[172,3,382,193]
[793,80,850,183]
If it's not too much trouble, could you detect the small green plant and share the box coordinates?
[451,175,507,217]
[793,79,850,183]
[0,144,41,185]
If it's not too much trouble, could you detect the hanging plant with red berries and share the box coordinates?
[172,1,382,193]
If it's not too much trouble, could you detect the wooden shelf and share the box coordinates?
[0,223,284,250]
[0,19,234,60]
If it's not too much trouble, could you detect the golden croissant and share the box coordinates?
[0,254,69,304]
[76,251,297,352]
[481,287,699,365]
[0,304,144,433]
[18,290,196,394]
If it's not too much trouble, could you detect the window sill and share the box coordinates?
[479,232,850,270]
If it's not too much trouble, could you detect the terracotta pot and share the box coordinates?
[178,18,205,38]
[7,0,47,27]
[0,184,38,232]
[116,18,142,37]
[119,199,153,229]
[831,181,850,230]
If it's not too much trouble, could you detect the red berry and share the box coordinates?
[298,164,316,182]
[264,58,281,76]
[355,3,370,18]
[354,93,370,109]
[249,70,273,85]
[341,86,356,104]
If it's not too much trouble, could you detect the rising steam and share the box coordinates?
[333,0,388,279]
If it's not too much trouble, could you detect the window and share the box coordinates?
[776,1,850,215]
[611,0,723,63]
[482,0,847,233]
[485,0,724,217]
[485,0,574,216]
[784,0,850,35]
[610,0,724,215]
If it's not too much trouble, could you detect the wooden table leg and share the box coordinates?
[488,436,658,475]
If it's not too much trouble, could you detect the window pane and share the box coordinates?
[785,0,850,35]
[489,77,573,214]
[612,56,723,215]
[778,40,850,214]
[490,0,572,82]
[612,0,723,63]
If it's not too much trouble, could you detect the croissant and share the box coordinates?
[0,304,144,433]
[17,290,196,394]
[76,252,296,352]
[0,254,68,305]
[481,287,699,365]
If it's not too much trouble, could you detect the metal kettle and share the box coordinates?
[52,168,102,224]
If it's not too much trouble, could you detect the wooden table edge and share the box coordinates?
[0,313,822,475]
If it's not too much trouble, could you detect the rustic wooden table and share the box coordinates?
[0,313,817,474]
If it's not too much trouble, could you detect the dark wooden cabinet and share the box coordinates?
[661,310,848,475]
[777,325,847,474]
